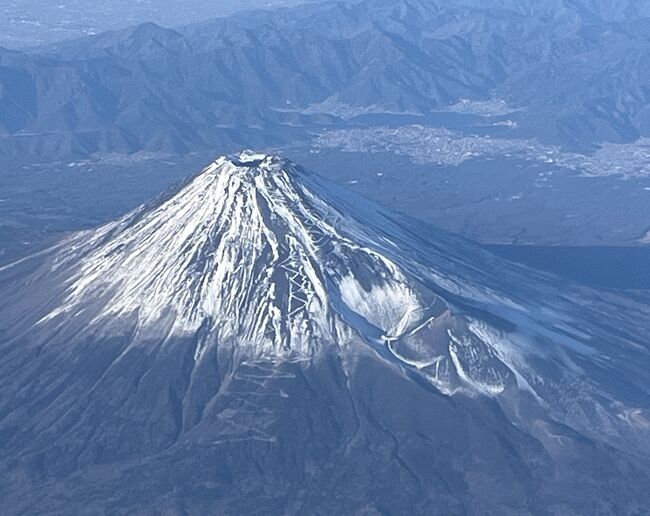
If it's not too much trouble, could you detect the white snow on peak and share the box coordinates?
[40,153,429,360]
[236,150,272,163]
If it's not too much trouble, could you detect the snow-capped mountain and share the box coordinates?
[1,152,649,514]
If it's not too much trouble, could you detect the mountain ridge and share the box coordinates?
[2,0,650,162]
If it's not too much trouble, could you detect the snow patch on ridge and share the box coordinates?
[338,271,421,334]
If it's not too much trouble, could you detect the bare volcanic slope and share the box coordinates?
[0,152,649,514]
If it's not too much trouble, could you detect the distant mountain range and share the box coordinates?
[1,152,649,513]
[0,0,315,48]
[1,0,650,162]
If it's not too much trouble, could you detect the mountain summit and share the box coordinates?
[1,153,649,514]
[11,151,449,361]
